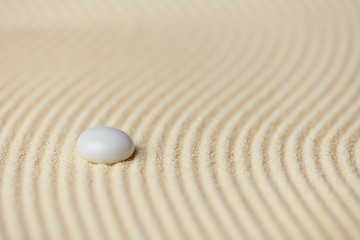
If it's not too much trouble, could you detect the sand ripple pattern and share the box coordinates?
[0,0,360,239]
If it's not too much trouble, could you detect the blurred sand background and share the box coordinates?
[0,0,360,239]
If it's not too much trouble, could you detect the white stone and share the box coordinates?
[76,126,135,164]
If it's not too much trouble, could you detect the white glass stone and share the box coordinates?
[76,126,135,164]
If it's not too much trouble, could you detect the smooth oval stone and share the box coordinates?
[77,126,135,164]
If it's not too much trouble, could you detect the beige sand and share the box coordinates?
[0,0,360,239]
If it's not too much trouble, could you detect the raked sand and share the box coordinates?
[0,0,360,239]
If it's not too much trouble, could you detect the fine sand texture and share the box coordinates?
[1,0,360,239]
